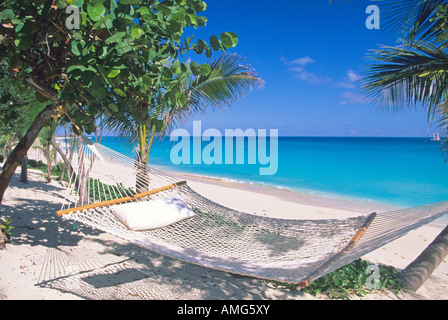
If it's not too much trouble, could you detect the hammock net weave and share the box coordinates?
[57,137,448,287]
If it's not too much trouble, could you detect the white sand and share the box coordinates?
[1,163,447,300]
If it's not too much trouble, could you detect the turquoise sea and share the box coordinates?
[98,136,448,209]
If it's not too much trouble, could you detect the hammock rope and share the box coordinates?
[57,137,448,287]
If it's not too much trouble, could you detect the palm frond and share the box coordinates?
[102,107,139,146]
[164,53,264,134]
[430,100,448,161]
[362,41,448,120]
[381,0,445,45]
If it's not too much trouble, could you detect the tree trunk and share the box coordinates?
[45,144,52,182]
[76,136,89,206]
[20,153,28,184]
[136,162,150,194]
[135,148,150,194]
[400,224,448,292]
[0,104,58,206]
[50,137,76,183]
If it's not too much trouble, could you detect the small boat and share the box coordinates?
[431,133,441,141]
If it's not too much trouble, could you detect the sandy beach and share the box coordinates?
[1,157,447,301]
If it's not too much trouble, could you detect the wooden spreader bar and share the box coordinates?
[56,181,187,217]
[299,212,377,288]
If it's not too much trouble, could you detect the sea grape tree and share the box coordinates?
[0,0,238,204]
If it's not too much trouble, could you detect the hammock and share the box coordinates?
[57,136,448,288]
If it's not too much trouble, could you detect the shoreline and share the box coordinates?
[149,165,408,218]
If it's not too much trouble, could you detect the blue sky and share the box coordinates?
[178,0,434,137]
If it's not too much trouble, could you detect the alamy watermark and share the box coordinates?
[366,5,380,30]
[170,121,278,176]
[65,5,80,30]
[366,264,381,290]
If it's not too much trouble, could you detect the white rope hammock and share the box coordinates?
[56,136,448,287]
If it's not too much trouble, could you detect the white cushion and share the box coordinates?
[111,198,196,231]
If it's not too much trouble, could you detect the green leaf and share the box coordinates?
[173,32,182,42]
[73,32,83,41]
[15,21,33,35]
[120,0,142,5]
[82,44,93,56]
[87,2,106,22]
[67,65,95,74]
[197,16,207,27]
[105,32,125,44]
[150,118,166,133]
[204,46,212,58]
[0,9,15,21]
[162,67,173,80]
[87,104,100,116]
[157,4,171,17]
[92,87,106,98]
[190,62,200,76]
[184,35,195,49]
[51,83,62,90]
[197,39,206,51]
[209,35,220,51]
[176,92,187,106]
[220,32,238,48]
[171,60,180,74]
[141,75,152,85]
[108,103,118,113]
[93,14,113,28]
[107,69,120,78]
[113,88,126,97]
[180,62,188,73]
[187,14,197,27]
[56,0,68,9]
[70,0,85,7]
[140,6,150,17]
[14,38,31,51]
[199,63,211,76]
[115,42,133,55]
[193,2,207,13]
[71,40,85,56]
[80,12,87,25]
[131,28,144,40]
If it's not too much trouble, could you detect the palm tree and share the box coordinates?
[363,42,448,141]
[362,0,448,292]
[104,53,264,193]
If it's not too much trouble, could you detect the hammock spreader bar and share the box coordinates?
[56,181,187,217]
[299,212,377,288]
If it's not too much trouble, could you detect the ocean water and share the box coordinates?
[98,136,448,208]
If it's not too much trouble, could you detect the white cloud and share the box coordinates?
[334,70,362,89]
[290,56,315,67]
[281,58,362,89]
[347,70,361,82]
[335,81,356,89]
[296,71,331,85]
[281,56,331,85]
[339,91,368,105]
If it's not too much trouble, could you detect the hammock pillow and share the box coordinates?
[111,198,197,231]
